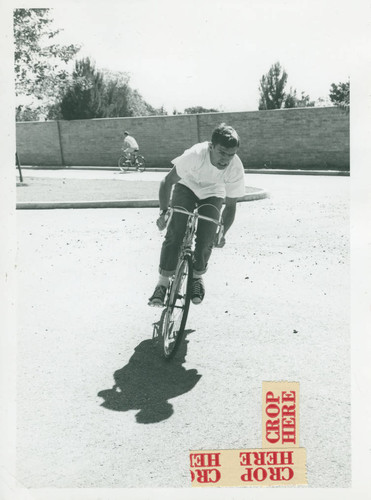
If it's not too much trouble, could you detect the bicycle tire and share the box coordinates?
[162,253,193,359]
[136,155,146,172]
[118,155,130,171]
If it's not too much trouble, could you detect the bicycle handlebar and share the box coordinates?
[170,206,221,226]
[162,205,224,246]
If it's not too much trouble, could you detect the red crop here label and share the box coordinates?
[190,448,307,487]
[262,382,299,448]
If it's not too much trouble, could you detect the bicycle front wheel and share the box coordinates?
[118,155,130,171]
[162,253,192,359]
[136,155,146,172]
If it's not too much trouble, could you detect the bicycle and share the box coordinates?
[159,204,223,360]
[118,149,146,172]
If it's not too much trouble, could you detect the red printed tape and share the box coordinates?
[190,382,306,487]
[262,381,300,448]
[190,448,307,487]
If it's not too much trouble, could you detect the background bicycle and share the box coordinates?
[155,204,223,360]
[118,149,146,172]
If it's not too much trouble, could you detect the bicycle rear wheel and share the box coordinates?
[118,155,130,171]
[162,253,192,359]
[136,155,146,172]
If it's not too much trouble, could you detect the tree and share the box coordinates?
[329,80,350,112]
[14,8,80,120]
[315,96,332,107]
[258,62,288,110]
[100,70,132,118]
[284,89,297,109]
[98,70,165,117]
[59,61,168,119]
[127,88,164,117]
[184,106,219,114]
[60,58,105,119]
[156,106,168,116]
[284,88,315,108]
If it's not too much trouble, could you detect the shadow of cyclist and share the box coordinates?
[97,329,201,424]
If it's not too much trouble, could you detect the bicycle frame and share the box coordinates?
[169,204,222,255]
[159,204,222,359]
[118,150,145,172]
[165,204,222,301]
[120,149,137,163]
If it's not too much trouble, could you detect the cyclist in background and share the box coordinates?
[123,131,139,165]
[148,123,246,307]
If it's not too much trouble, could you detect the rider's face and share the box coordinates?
[209,143,238,170]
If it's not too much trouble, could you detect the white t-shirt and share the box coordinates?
[124,135,139,149]
[172,141,245,199]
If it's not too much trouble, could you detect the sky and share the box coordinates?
[47,0,368,114]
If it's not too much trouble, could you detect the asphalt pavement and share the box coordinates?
[16,169,268,209]
[15,173,350,490]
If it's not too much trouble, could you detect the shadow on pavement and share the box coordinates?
[97,329,201,424]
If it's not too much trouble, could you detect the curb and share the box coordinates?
[20,165,349,176]
[16,189,268,210]
[245,169,349,176]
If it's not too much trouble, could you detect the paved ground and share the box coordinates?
[16,169,264,205]
[16,170,162,202]
[15,173,350,490]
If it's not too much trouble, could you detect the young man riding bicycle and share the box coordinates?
[122,131,139,165]
[148,123,246,307]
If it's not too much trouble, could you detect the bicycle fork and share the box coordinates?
[165,249,192,307]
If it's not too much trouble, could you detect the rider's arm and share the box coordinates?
[215,197,238,247]
[157,166,180,230]
[222,197,238,234]
[159,166,180,211]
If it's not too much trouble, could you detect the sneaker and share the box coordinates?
[191,277,205,304]
[148,285,167,307]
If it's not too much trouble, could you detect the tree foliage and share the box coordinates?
[101,71,132,117]
[13,9,166,120]
[329,81,350,112]
[14,8,80,120]
[184,106,219,114]
[60,58,105,119]
[284,88,315,108]
[127,89,167,117]
[258,62,315,110]
[258,62,288,110]
[59,58,168,120]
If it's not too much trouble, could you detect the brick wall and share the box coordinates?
[16,121,62,166]
[16,107,349,170]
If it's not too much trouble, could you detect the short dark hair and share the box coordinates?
[124,131,129,135]
[211,123,240,148]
